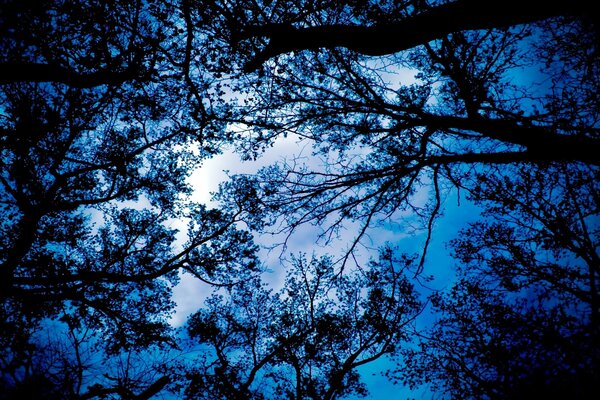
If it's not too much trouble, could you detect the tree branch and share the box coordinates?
[241,0,586,71]
[415,114,600,166]
[0,62,145,88]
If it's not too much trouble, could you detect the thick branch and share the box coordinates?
[0,62,145,88]
[134,376,170,400]
[418,114,600,166]
[79,376,169,400]
[241,0,586,71]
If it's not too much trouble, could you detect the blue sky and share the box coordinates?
[169,130,484,398]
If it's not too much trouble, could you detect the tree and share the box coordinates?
[398,279,598,399]
[1,1,257,397]
[212,0,599,266]
[184,251,422,400]
[238,0,595,73]
[393,163,599,398]
[2,1,599,398]
[207,2,599,395]
[0,316,173,400]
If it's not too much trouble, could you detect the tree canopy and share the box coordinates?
[1,0,598,399]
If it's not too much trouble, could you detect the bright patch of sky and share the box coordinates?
[169,60,484,396]
[169,131,482,400]
[170,133,308,326]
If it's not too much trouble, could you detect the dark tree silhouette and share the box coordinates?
[0,316,173,400]
[1,1,256,398]
[207,2,599,396]
[185,251,422,400]
[1,1,598,399]
[238,0,593,72]
[394,163,599,398]
[213,0,599,266]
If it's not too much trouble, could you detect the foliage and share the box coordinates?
[1,0,599,399]
[394,163,599,398]
[185,251,421,400]
[0,0,256,397]
[216,0,599,263]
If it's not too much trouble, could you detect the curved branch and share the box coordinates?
[415,114,600,166]
[0,62,146,88]
[241,0,587,71]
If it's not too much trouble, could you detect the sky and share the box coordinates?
[168,128,483,398]
[2,4,593,399]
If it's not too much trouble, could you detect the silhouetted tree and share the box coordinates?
[2,1,598,399]
[185,251,422,399]
[393,163,599,398]
[213,0,599,266]
[1,1,257,397]
[237,0,596,72]
[0,316,173,400]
